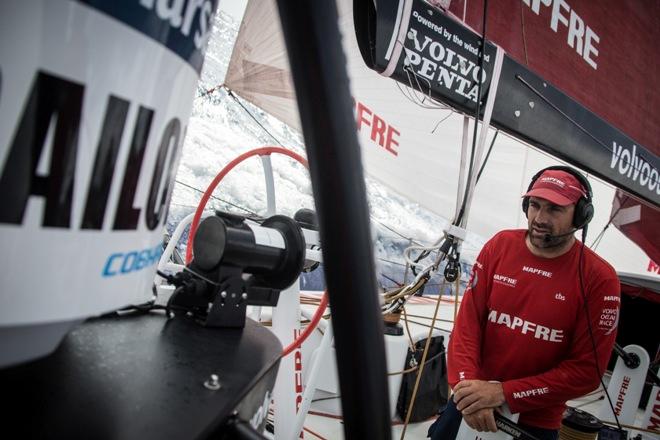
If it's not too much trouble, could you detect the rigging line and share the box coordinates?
[169,202,199,209]
[395,73,417,102]
[394,80,419,107]
[589,194,630,250]
[401,306,418,356]
[402,62,431,103]
[197,83,223,99]
[406,64,450,110]
[456,0,489,228]
[431,111,455,133]
[225,87,287,147]
[519,1,529,66]
[407,64,438,107]
[174,179,260,217]
[381,272,403,287]
[372,217,424,245]
[405,66,430,103]
[475,129,499,182]
[408,319,451,334]
[395,74,444,110]
[458,47,504,229]
[379,258,409,268]
[397,58,448,110]
[402,313,455,325]
[388,349,447,376]
[515,75,659,178]
[182,266,220,286]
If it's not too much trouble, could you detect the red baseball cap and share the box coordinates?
[523,170,587,206]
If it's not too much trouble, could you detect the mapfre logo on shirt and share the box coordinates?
[522,266,552,278]
[488,310,564,342]
[493,273,517,287]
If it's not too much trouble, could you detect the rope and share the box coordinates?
[399,318,452,334]
[589,194,629,250]
[399,280,448,439]
[387,350,446,376]
[226,89,287,147]
[519,1,529,65]
[401,306,417,354]
[197,83,223,99]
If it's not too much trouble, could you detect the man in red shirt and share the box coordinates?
[428,167,620,440]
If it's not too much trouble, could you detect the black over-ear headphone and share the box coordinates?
[522,165,594,229]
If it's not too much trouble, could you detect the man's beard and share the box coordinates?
[528,224,573,249]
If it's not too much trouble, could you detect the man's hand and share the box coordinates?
[462,407,498,432]
[453,380,505,415]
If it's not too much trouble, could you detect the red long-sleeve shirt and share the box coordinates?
[448,229,620,429]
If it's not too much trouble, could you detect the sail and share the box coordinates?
[224,0,659,279]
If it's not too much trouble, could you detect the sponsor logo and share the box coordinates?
[645,388,660,430]
[488,310,564,342]
[603,295,620,302]
[598,306,619,335]
[353,99,400,156]
[539,176,566,188]
[103,243,163,277]
[474,260,483,270]
[81,0,219,73]
[493,274,517,287]
[649,259,660,274]
[522,0,600,70]
[0,71,183,232]
[610,141,660,196]
[522,265,553,278]
[139,0,215,50]
[512,386,550,399]
[403,10,490,104]
[614,376,631,416]
[555,292,566,301]
[293,329,303,412]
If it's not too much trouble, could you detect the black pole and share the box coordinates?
[275,1,391,439]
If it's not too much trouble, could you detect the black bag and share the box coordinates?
[396,335,448,422]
